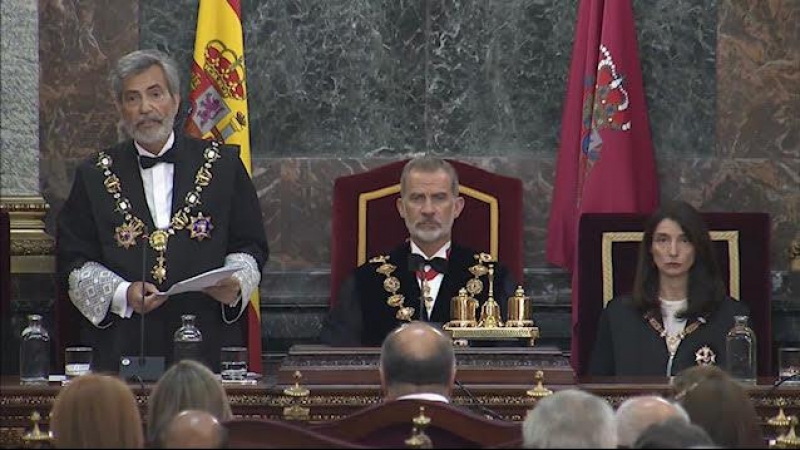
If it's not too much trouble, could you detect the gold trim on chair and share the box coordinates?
[357,185,499,265]
[601,231,740,306]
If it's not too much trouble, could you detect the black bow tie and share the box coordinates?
[139,148,177,169]
[408,254,448,274]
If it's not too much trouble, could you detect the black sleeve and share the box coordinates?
[588,307,615,376]
[56,166,103,288]
[318,275,363,346]
[226,154,269,271]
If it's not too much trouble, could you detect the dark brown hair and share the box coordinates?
[672,365,764,448]
[51,374,144,448]
[631,200,726,318]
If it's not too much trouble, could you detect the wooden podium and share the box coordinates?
[276,345,574,386]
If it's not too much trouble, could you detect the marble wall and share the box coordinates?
[9,0,798,361]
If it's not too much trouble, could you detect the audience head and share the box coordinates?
[397,156,464,253]
[158,409,228,449]
[615,395,689,447]
[673,365,764,448]
[379,321,456,399]
[109,49,181,152]
[522,389,617,448]
[632,200,726,316]
[50,373,144,448]
[632,416,714,449]
[147,359,233,446]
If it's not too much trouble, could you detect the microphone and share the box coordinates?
[454,379,504,420]
[768,372,800,394]
[119,229,165,381]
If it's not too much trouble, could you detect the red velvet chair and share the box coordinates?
[329,159,524,307]
[573,212,772,376]
[310,399,522,448]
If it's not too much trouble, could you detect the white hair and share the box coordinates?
[522,389,617,448]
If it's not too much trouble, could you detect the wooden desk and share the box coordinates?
[1,346,798,448]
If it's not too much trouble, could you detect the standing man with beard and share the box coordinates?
[57,49,268,372]
[320,156,517,346]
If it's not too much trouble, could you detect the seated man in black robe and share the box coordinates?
[320,156,517,346]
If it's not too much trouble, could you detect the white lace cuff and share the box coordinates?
[221,253,261,323]
[67,261,125,328]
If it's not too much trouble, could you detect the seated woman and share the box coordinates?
[147,359,233,447]
[50,374,144,448]
[588,200,749,377]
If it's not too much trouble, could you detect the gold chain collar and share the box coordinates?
[645,311,707,356]
[96,141,222,284]
[371,252,495,322]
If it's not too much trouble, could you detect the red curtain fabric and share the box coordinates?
[544,0,660,370]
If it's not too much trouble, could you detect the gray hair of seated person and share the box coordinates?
[400,156,460,197]
[633,416,714,449]
[522,389,617,449]
[615,395,690,447]
[147,359,233,445]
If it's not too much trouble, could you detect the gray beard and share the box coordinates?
[127,116,175,147]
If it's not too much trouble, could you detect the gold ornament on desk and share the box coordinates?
[477,264,503,328]
[776,416,800,449]
[445,288,479,328]
[506,285,534,327]
[405,406,433,449]
[282,370,310,421]
[526,370,554,398]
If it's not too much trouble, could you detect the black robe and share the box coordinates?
[320,243,517,346]
[57,134,268,372]
[588,295,750,377]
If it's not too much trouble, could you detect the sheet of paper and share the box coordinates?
[159,265,244,296]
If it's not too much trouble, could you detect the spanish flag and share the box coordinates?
[185,0,262,374]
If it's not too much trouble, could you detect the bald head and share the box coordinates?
[379,322,456,399]
[159,409,227,449]
[615,395,688,447]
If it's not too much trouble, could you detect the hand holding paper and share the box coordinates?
[158,265,244,297]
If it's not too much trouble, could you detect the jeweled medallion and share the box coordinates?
[114,217,144,249]
[189,213,214,241]
[149,229,169,252]
[695,346,716,366]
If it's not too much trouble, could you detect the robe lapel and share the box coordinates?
[115,143,156,232]
[169,135,200,218]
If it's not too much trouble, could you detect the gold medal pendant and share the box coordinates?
[149,230,170,284]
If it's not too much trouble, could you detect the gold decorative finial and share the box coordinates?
[282,371,311,421]
[768,398,792,428]
[22,410,53,445]
[404,406,433,448]
[526,370,553,398]
[283,370,310,397]
[775,416,800,448]
[478,264,503,328]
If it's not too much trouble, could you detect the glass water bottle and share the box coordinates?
[173,314,203,365]
[20,314,50,384]
[725,315,757,384]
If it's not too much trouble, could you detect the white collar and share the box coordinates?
[396,393,450,403]
[134,131,175,158]
[409,240,451,260]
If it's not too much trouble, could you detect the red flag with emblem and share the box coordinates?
[186,0,262,374]
[545,0,659,370]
